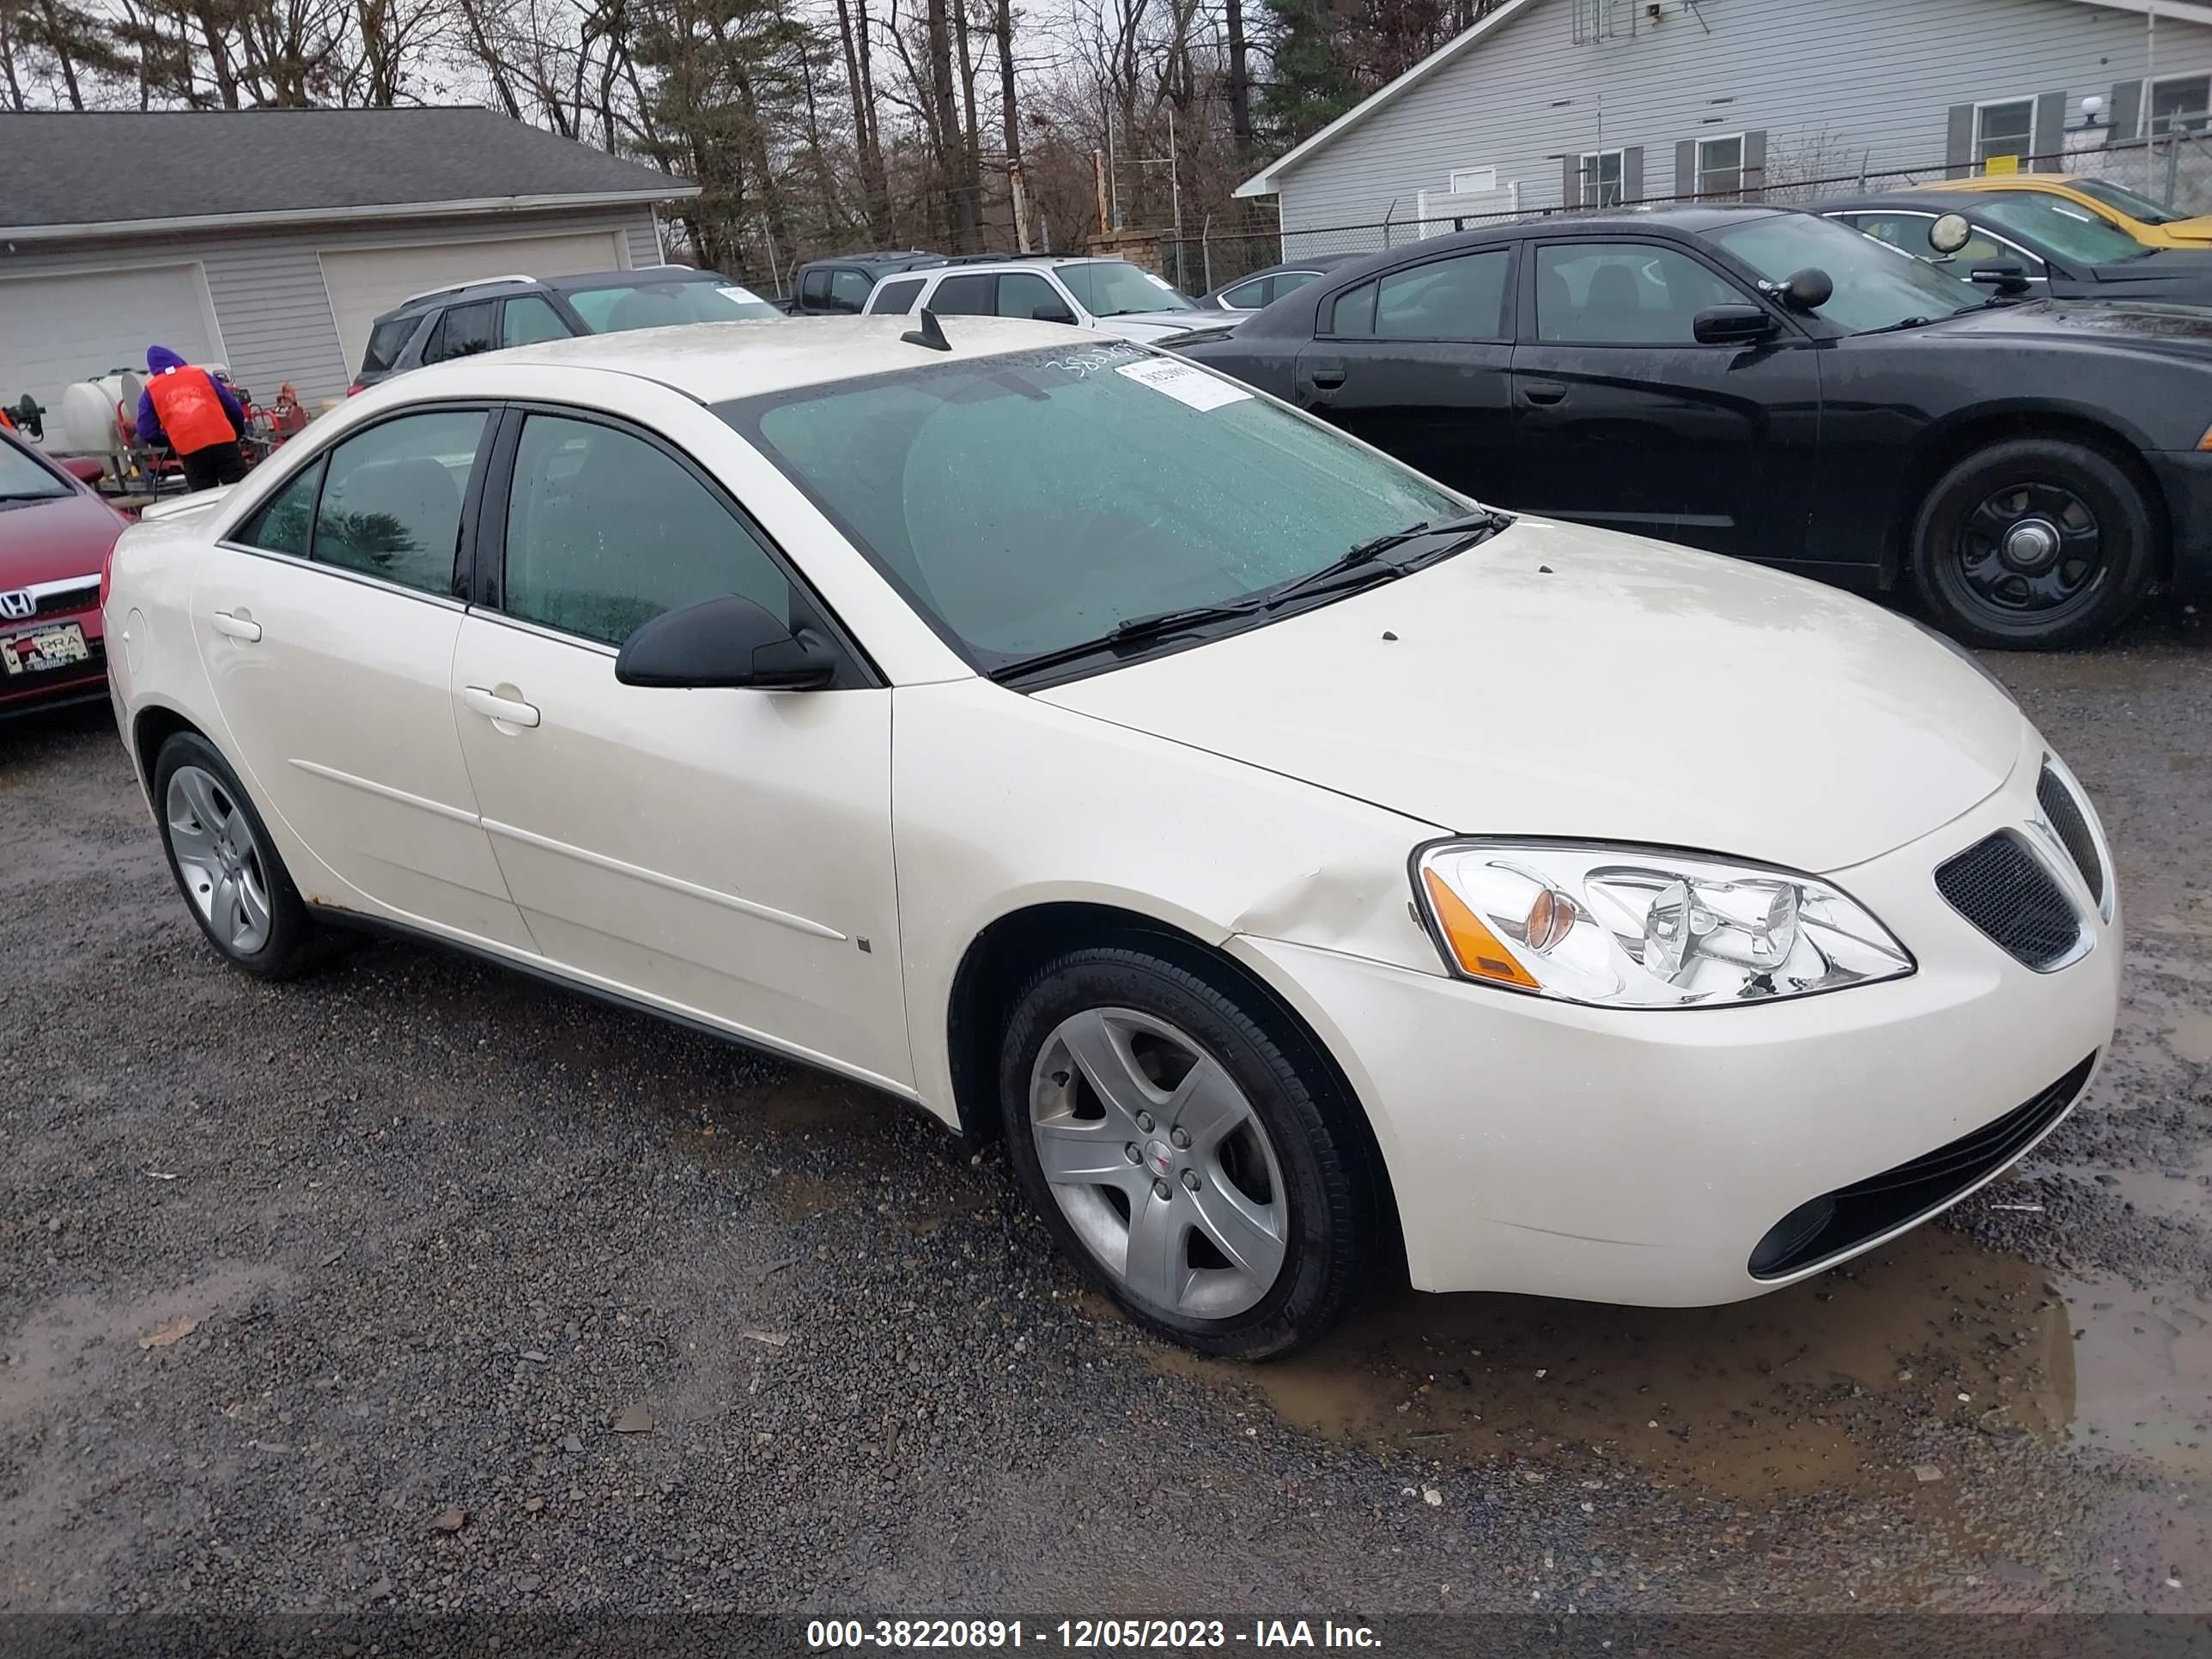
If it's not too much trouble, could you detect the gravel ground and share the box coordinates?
[1,615,2208,1630]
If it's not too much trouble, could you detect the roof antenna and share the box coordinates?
[902,307,952,351]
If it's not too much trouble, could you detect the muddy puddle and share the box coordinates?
[1146,1226,2212,1499]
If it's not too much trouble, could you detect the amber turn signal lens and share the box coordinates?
[1422,866,1541,989]
[2198,425,2212,452]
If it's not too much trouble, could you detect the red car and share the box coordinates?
[0,427,129,717]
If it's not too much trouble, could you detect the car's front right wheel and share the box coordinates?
[1911,436,2158,649]
[998,945,1381,1358]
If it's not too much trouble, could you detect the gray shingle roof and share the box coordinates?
[0,107,696,232]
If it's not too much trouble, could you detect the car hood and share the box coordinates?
[2087,247,2212,282]
[0,487,128,587]
[1036,520,2025,874]
[1097,311,1218,338]
[1928,295,2212,361]
[2154,214,2212,244]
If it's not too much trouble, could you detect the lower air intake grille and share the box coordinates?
[2037,763,2105,907]
[1749,1053,2096,1279]
[1935,832,2080,971]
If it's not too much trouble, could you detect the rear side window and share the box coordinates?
[800,269,833,307]
[422,301,500,364]
[237,457,325,556]
[313,410,488,595]
[360,316,419,376]
[1373,249,1510,341]
[867,276,927,315]
[1328,281,1377,336]
[930,273,997,316]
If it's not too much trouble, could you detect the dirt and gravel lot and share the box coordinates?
[2,617,2208,1638]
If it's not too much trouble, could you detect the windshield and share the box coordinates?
[568,278,783,331]
[1708,212,1986,332]
[1057,261,1196,318]
[720,343,1459,671]
[0,441,70,500]
[2066,178,2184,226]
[1974,194,2151,264]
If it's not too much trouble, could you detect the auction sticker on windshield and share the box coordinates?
[719,285,768,306]
[1115,358,1251,411]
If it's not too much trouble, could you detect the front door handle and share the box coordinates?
[1309,367,1348,391]
[1519,380,1568,407]
[210,611,261,642]
[462,684,540,729]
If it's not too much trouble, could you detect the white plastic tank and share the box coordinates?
[57,379,131,454]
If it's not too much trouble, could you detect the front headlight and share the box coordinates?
[1413,841,1914,1009]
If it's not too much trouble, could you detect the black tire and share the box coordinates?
[1911,437,2159,650]
[998,945,1380,1359]
[151,731,331,980]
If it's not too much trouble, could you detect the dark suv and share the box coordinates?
[786,251,946,315]
[351,267,783,391]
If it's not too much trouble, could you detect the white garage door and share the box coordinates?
[319,232,627,380]
[0,264,221,426]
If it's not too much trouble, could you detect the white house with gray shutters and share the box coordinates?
[1,108,696,415]
[1236,0,2212,237]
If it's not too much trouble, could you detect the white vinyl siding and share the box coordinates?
[1263,0,2212,239]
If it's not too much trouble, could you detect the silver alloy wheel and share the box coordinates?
[165,764,273,957]
[1029,1006,1289,1320]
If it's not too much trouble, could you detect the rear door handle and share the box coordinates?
[1309,367,1347,390]
[210,611,261,642]
[1519,380,1568,407]
[462,685,540,729]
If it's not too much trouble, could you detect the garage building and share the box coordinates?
[0,107,699,415]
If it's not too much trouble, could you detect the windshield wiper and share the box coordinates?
[0,490,70,502]
[1263,511,1509,608]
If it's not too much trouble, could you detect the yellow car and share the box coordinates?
[1921,172,2212,247]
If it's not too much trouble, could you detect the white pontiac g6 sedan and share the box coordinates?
[103,317,2121,1358]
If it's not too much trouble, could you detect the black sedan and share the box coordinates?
[1193,254,1363,313]
[1170,204,2212,647]
[1820,187,2212,306]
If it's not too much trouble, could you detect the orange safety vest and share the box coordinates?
[147,365,234,455]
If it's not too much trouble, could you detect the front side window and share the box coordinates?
[1975,99,2034,167]
[501,414,789,648]
[829,269,874,313]
[1834,211,2044,272]
[2150,74,2211,137]
[1056,260,1195,318]
[1713,213,1988,332]
[997,270,1071,319]
[313,410,488,594]
[1218,276,1271,310]
[236,456,325,555]
[1696,136,1744,201]
[2069,177,2182,225]
[721,344,1459,669]
[501,295,571,347]
[1273,270,1324,299]
[1373,249,1510,341]
[1578,149,1624,208]
[1534,242,1741,344]
[868,276,927,315]
[422,302,499,364]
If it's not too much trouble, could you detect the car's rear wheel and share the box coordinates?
[998,946,1378,1358]
[152,732,328,979]
[1911,437,2157,649]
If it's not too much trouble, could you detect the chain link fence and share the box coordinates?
[1161,132,2212,295]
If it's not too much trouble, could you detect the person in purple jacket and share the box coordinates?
[137,345,248,491]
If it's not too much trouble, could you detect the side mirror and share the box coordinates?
[1692,303,1782,345]
[1781,266,1834,312]
[59,457,105,485]
[1032,303,1079,325]
[1968,262,2033,295]
[1929,212,1974,256]
[614,594,836,690]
